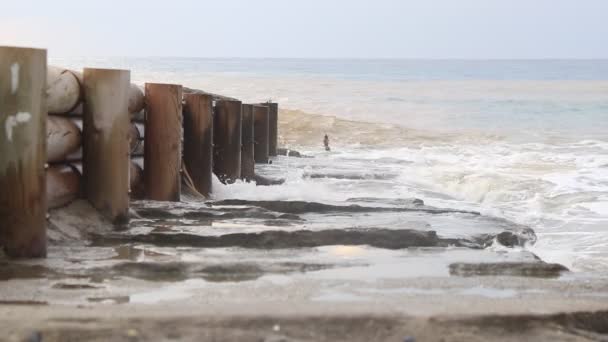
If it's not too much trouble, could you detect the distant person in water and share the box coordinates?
[323,134,331,151]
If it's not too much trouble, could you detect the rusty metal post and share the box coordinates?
[0,46,47,257]
[241,104,255,181]
[213,100,242,183]
[82,68,131,224]
[183,93,214,197]
[144,83,183,202]
[253,105,270,164]
[266,102,278,156]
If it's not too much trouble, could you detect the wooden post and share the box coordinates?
[262,102,278,156]
[241,104,255,181]
[183,93,213,197]
[83,68,130,224]
[253,105,270,164]
[144,83,182,201]
[0,46,47,258]
[213,100,242,183]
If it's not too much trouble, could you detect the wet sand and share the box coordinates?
[1,194,608,341]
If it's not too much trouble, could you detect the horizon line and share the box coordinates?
[48,56,608,61]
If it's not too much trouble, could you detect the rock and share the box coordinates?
[496,231,535,247]
[254,175,286,186]
[277,213,304,220]
[304,172,396,180]
[93,228,464,249]
[473,229,537,248]
[277,148,302,157]
[346,197,425,206]
[110,262,190,281]
[197,263,265,282]
[0,263,55,281]
[0,300,48,305]
[212,199,477,216]
[449,262,568,278]
[133,205,300,222]
[52,283,103,290]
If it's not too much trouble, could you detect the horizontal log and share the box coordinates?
[47,160,144,208]
[129,84,145,114]
[47,66,82,115]
[131,110,144,122]
[60,84,144,116]
[47,164,81,209]
[49,121,141,163]
[130,159,144,199]
[128,122,142,153]
[47,116,82,163]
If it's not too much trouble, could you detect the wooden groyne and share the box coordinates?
[0,46,280,258]
[0,47,47,258]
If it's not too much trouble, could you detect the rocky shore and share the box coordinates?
[1,155,608,341]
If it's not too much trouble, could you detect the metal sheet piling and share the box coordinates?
[183,93,214,197]
[213,100,242,183]
[144,83,183,202]
[241,104,255,181]
[265,102,278,156]
[253,105,270,164]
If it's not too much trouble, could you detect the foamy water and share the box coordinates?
[53,57,608,273]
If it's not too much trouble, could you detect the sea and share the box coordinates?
[53,57,608,274]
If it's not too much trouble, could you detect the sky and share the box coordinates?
[1,0,607,59]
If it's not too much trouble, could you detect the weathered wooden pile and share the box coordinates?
[0,46,279,258]
[46,66,146,209]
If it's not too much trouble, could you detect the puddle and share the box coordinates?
[309,246,540,280]
[458,286,519,299]
[312,291,371,302]
[361,287,446,296]
[129,279,207,304]
[87,296,130,304]
[112,245,173,261]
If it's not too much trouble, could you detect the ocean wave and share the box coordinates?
[245,108,608,272]
[277,108,505,149]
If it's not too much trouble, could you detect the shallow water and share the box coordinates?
[52,57,608,273]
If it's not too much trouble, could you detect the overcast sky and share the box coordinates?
[1,0,607,59]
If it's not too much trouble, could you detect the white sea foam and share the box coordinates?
[213,135,608,272]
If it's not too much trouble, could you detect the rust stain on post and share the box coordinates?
[0,46,47,257]
[213,100,242,183]
[83,68,130,224]
[144,83,183,202]
[183,93,213,197]
[253,105,270,164]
